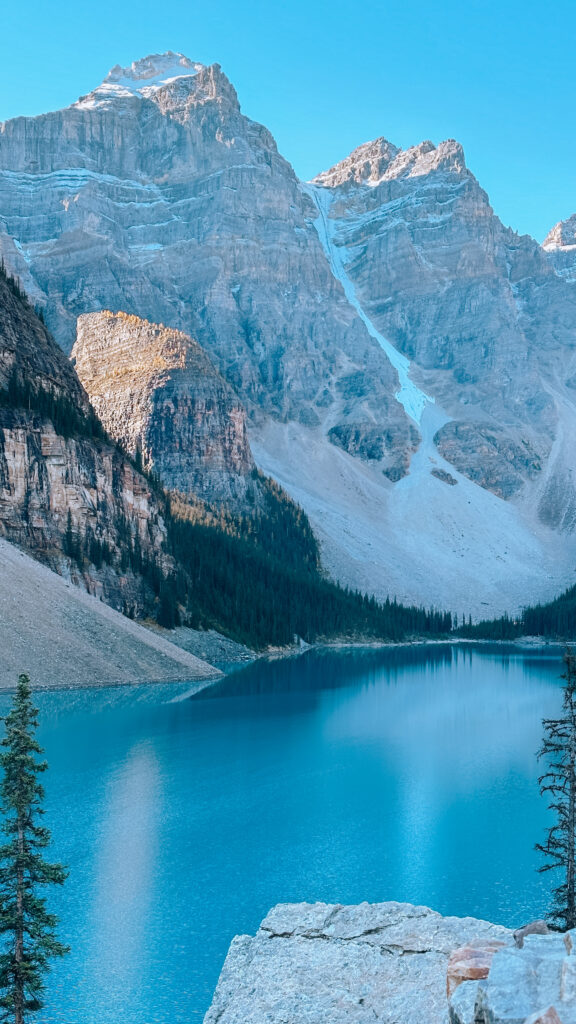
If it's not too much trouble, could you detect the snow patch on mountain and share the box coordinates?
[313,137,466,190]
[303,182,433,425]
[75,52,203,107]
[543,214,576,251]
[543,214,576,281]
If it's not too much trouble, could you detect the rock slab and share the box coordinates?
[203,901,511,1024]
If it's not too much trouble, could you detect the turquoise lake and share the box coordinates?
[9,643,568,1022]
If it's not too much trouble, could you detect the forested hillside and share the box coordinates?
[0,262,453,650]
[454,585,576,640]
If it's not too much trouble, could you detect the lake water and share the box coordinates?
[7,643,567,1023]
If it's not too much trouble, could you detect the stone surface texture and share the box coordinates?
[203,901,511,1024]
[205,902,576,1024]
[475,933,576,1024]
[73,311,257,509]
[447,940,508,997]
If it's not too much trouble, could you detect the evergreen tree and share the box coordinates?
[536,648,576,930]
[0,675,68,1023]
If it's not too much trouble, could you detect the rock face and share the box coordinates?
[311,137,576,512]
[447,940,507,998]
[73,311,256,509]
[543,215,576,282]
[0,269,174,615]
[0,52,413,484]
[473,932,576,1024]
[206,902,576,1024]
[203,901,511,1024]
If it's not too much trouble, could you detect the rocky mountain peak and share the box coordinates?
[543,213,576,251]
[73,51,219,110]
[313,136,467,190]
[388,138,466,179]
[313,137,400,188]
[106,52,201,87]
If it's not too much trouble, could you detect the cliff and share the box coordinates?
[0,267,175,617]
[311,137,576,510]
[72,311,258,511]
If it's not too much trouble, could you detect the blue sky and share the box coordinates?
[1,0,574,240]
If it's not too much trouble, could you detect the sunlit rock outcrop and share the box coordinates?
[73,311,257,510]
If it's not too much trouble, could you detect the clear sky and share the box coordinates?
[1,0,574,241]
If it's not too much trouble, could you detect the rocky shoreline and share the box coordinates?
[204,902,575,1024]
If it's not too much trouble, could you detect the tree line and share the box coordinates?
[0,368,106,443]
[454,584,576,642]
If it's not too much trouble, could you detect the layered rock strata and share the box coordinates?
[0,53,414,483]
[73,311,257,509]
[311,138,576,511]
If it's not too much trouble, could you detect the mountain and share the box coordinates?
[72,311,258,510]
[311,137,576,506]
[1,261,453,649]
[543,214,576,281]
[0,52,413,483]
[2,53,576,615]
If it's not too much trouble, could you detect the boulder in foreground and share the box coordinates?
[204,901,510,1024]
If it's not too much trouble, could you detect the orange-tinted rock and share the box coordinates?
[447,939,507,998]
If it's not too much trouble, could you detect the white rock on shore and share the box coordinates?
[203,901,511,1024]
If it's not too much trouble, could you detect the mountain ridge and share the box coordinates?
[2,53,576,615]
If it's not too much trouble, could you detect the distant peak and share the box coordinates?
[312,136,467,189]
[75,52,205,108]
[313,138,400,189]
[105,52,201,87]
[543,214,576,252]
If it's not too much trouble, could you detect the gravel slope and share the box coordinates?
[0,538,221,689]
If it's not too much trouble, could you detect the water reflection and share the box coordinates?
[86,742,163,1014]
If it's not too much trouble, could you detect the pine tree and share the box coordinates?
[0,674,68,1023]
[536,648,576,930]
